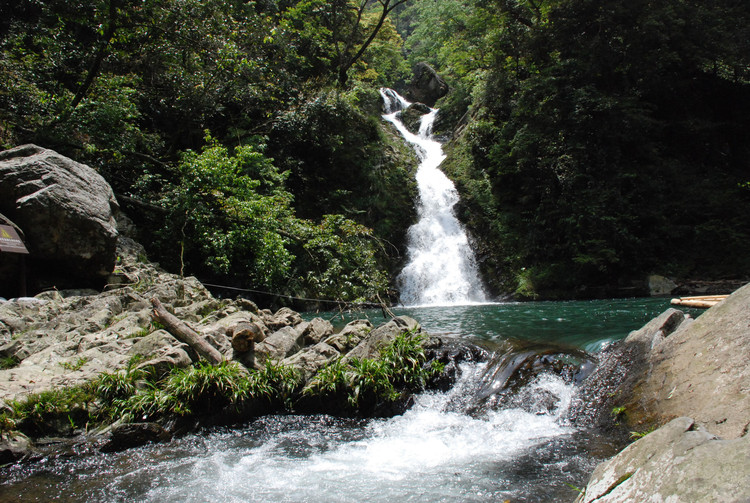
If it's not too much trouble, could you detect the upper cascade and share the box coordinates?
[380,88,487,307]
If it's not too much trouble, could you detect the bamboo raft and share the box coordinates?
[670,294,729,309]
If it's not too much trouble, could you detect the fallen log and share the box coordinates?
[150,297,223,365]
[670,295,729,309]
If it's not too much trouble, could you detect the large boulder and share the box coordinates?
[569,308,690,436]
[0,144,119,296]
[621,282,750,439]
[575,417,750,503]
[343,316,420,362]
[574,282,750,502]
[404,62,449,107]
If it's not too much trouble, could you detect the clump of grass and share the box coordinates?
[305,330,443,409]
[96,359,301,422]
[59,357,89,371]
[1,356,302,435]
[630,426,657,439]
[1,355,20,370]
[6,385,97,434]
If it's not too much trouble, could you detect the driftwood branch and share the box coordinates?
[150,297,223,365]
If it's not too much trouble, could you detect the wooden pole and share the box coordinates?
[150,297,223,365]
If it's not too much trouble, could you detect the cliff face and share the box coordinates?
[574,283,750,502]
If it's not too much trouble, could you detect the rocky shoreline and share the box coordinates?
[0,234,484,462]
[572,282,750,502]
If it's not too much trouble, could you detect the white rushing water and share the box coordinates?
[63,364,581,503]
[380,88,487,307]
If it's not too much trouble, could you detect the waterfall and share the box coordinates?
[380,88,487,306]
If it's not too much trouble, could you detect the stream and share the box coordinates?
[0,298,692,503]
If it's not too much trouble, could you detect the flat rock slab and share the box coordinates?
[576,417,750,503]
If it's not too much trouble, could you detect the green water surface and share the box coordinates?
[312,297,701,353]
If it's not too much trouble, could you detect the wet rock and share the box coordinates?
[568,308,689,435]
[468,341,594,415]
[0,431,34,464]
[575,417,750,503]
[101,422,171,453]
[424,336,490,391]
[397,103,433,134]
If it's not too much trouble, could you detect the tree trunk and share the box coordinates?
[150,297,223,365]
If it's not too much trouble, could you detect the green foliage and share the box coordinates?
[165,138,295,288]
[611,405,626,417]
[0,356,20,370]
[59,357,89,372]
[8,385,96,435]
[630,427,657,440]
[413,0,750,297]
[0,0,414,304]
[297,214,389,303]
[305,330,441,409]
[154,136,392,303]
[269,88,418,269]
[94,360,301,423]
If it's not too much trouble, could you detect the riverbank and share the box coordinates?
[2,236,748,501]
[0,235,483,463]
[573,282,750,502]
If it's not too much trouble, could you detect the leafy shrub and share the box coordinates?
[95,360,300,422]
[305,330,442,410]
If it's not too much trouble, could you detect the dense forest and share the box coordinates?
[2,0,749,303]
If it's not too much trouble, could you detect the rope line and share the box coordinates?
[199,282,384,308]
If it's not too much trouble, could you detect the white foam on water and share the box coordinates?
[114,365,577,503]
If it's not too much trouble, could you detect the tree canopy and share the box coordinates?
[394,0,750,298]
[2,0,749,302]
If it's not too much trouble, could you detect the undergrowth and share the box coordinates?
[1,330,444,435]
[0,359,302,435]
[305,330,444,409]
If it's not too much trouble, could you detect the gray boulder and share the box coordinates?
[574,282,750,503]
[575,417,750,503]
[621,282,750,439]
[256,325,306,362]
[0,144,119,296]
[300,317,334,345]
[263,307,304,331]
[404,62,449,107]
[324,319,373,353]
[344,316,420,362]
[282,342,340,382]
